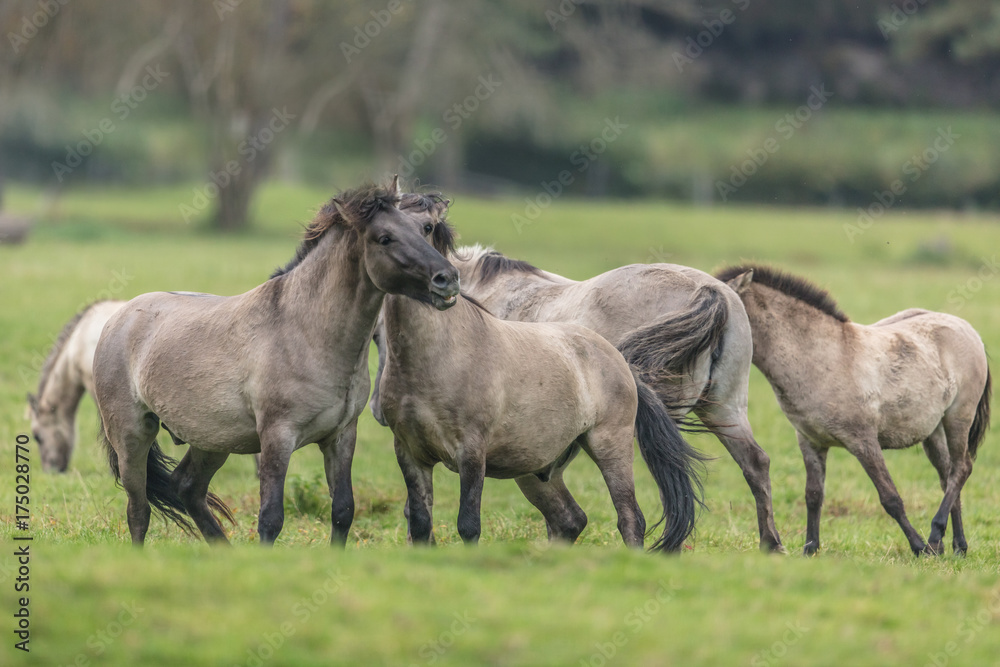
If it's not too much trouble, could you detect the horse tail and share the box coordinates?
[631,371,708,553]
[969,366,991,460]
[617,284,729,426]
[99,416,234,533]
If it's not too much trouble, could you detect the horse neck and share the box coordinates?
[741,284,848,391]
[38,333,87,417]
[278,228,384,358]
[382,294,463,369]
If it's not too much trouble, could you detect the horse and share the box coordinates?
[92,178,460,546]
[28,300,126,472]
[374,242,784,552]
[378,288,706,552]
[716,264,991,556]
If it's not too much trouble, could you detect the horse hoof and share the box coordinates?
[802,541,818,557]
[920,542,941,556]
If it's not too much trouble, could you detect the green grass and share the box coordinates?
[2,182,1000,665]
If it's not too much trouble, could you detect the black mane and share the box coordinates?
[271,182,400,279]
[715,264,850,322]
[474,250,546,284]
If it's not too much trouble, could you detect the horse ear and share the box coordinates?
[727,269,754,294]
[330,198,349,222]
[388,174,399,196]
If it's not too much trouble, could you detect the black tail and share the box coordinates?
[618,284,729,424]
[632,373,708,552]
[969,367,991,460]
[100,419,234,534]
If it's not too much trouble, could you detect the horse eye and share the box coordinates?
[378,235,392,246]
[423,224,434,234]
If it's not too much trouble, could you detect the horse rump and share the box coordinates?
[617,284,729,427]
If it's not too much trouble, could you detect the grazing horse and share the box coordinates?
[374,242,783,552]
[93,178,460,546]
[378,290,705,552]
[28,300,125,472]
[717,265,991,556]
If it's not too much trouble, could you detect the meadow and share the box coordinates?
[2,182,999,666]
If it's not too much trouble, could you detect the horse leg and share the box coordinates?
[849,439,927,555]
[457,448,487,545]
[797,432,828,556]
[318,422,357,547]
[581,430,645,549]
[921,425,966,554]
[172,447,230,544]
[256,429,295,545]
[927,417,975,555]
[696,404,783,552]
[515,470,588,542]
[105,409,161,546]
[393,436,435,544]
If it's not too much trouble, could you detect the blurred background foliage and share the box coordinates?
[0,0,997,230]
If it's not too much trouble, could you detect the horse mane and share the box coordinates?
[465,246,546,284]
[36,301,105,398]
[715,264,850,323]
[271,182,401,279]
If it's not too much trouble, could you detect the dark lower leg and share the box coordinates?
[457,452,486,545]
[798,435,827,556]
[516,472,588,542]
[700,409,783,552]
[173,448,230,544]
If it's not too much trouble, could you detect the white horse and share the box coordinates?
[28,301,126,472]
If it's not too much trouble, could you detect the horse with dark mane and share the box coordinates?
[718,265,991,556]
[93,178,460,546]
[373,240,785,552]
[378,290,706,552]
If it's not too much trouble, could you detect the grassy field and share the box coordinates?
[2,182,1000,666]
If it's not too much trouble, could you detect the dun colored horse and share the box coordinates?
[93,178,460,546]
[374,241,784,552]
[378,289,705,551]
[718,265,991,556]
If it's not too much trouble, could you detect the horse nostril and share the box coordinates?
[431,271,454,290]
